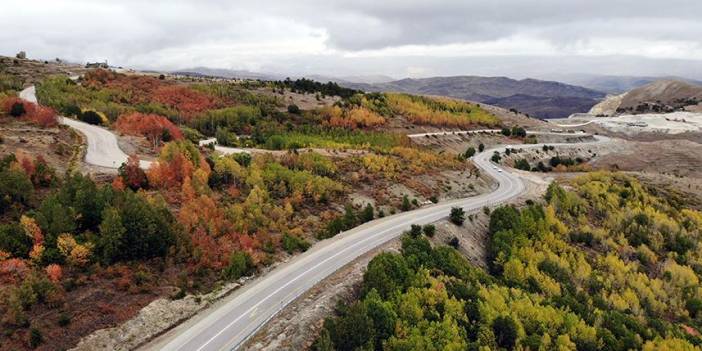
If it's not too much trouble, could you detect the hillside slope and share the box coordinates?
[341,76,605,119]
[590,79,702,115]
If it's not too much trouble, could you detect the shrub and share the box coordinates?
[282,234,311,254]
[491,152,502,163]
[10,101,26,117]
[464,147,476,158]
[448,236,460,248]
[360,204,375,223]
[222,251,253,280]
[287,104,301,114]
[0,223,32,258]
[409,224,422,238]
[449,207,465,225]
[501,127,511,136]
[401,195,411,212]
[423,224,436,237]
[511,126,527,138]
[78,110,103,125]
[515,159,530,171]
[29,328,43,348]
[478,143,485,152]
[0,169,34,212]
[57,312,71,327]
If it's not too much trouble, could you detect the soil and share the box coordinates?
[0,120,82,174]
[0,56,86,87]
[255,87,340,111]
[590,139,702,178]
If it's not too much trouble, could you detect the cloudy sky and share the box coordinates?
[2,0,702,80]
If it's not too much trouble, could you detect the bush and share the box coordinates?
[409,224,422,237]
[29,328,43,348]
[501,128,512,136]
[222,251,253,280]
[57,312,71,327]
[287,104,301,114]
[448,236,460,248]
[514,159,530,171]
[464,147,476,158]
[491,152,502,163]
[0,169,34,213]
[423,224,436,237]
[282,233,311,254]
[360,203,374,223]
[233,152,252,167]
[478,143,485,152]
[449,207,465,225]
[401,195,411,212]
[0,223,33,258]
[10,102,26,117]
[78,110,103,125]
[511,126,527,138]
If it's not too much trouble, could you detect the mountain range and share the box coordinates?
[337,76,606,119]
[172,67,702,119]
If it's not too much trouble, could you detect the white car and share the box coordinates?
[498,169,502,173]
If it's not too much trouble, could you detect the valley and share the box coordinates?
[1,54,702,351]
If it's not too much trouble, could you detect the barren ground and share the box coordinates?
[0,120,82,174]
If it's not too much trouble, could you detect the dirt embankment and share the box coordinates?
[0,120,82,174]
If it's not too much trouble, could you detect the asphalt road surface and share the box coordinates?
[155,135,609,351]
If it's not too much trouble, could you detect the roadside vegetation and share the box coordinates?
[0,67,490,350]
[314,172,702,350]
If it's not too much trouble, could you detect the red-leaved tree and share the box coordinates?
[114,112,183,147]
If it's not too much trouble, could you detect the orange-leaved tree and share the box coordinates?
[147,140,210,190]
[114,112,183,147]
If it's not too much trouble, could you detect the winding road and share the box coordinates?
[21,84,610,351]
[20,85,153,169]
[152,136,609,351]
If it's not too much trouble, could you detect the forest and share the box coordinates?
[34,70,502,152]
[314,172,702,350]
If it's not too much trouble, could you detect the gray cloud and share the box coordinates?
[1,0,701,79]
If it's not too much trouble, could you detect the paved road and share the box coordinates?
[20,86,152,169]
[155,135,609,351]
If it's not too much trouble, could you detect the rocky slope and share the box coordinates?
[590,79,702,116]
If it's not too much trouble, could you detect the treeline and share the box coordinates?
[272,78,361,99]
[314,172,702,350]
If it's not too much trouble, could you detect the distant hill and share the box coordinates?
[172,67,282,81]
[340,76,606,119]
[551,74,702,94]
[589,80,702,115]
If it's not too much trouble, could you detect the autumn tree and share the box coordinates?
[114,112,184,147]
[118,155,149,190]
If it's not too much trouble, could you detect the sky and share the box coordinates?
[2,0,702,80]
